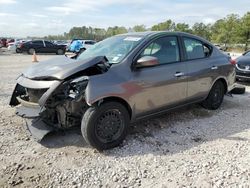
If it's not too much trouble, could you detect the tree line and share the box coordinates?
[44,12,250,50]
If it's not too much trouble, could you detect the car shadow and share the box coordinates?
[40,127,87,148]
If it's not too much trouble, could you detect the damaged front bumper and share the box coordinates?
[9,76,63,141]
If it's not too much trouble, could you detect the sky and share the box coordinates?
[0,0,250,37]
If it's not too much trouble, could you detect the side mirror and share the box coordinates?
[136,56,159,68]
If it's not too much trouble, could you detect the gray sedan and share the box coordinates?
[10,32,236,150]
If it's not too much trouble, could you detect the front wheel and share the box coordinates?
[201,81,225,110]
[81,102,130,150]
[57,49,64,55]
[28,48,35,55]
[16,48,21,53]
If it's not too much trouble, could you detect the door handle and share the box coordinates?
[174,72,184,77]
[211,66,218,70]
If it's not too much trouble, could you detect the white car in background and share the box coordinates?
[7,39,27,53]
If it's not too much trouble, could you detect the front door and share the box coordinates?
[131,36,188,117]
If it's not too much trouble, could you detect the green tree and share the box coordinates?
[192,23,211,40]
[133,25,147,32]
[151,20,175,31]
[211,14,240,46]
[174,23,191,33]
[239,12,250,50]
[106,26,127,37]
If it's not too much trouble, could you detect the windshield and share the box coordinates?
[244,51,250,56]
[77,35,143,64]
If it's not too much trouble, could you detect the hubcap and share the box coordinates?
[95,109,125,143]
[29,49,34,54]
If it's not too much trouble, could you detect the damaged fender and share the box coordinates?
[9,56,110,141]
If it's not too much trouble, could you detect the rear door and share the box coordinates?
[31,40,45,53]
[131,36,188,117]
[182,37,218,101]
[44,41,56,53]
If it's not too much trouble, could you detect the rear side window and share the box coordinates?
[31,41,43,45]
[85,41,95,45]
[183,37,212,60]
[140,36,180,64]
[44,41,53,46]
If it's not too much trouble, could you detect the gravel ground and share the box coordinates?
[0,49,250,187]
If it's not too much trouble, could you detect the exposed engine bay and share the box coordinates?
[9,56,110,140]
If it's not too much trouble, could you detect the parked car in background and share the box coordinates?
[214,44,223,50]
[214,44,228,51]
[214,43,230,56]
[0,38,7,47]
[67,39,96,53]
[54,40,70,46]
[235,50,250,81]
[6,39,15,47]
[17,40,67,55]
[10,32,236,150]
[7,42,17,52]
[7,39,27,53]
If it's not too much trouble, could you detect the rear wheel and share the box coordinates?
[28,48,35,55]
[57,49,64,55]
[202,81,225,110]
[81,102,130,150]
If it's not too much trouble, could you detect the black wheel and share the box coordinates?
[28,48,35,55]
[16,48,21,53]
[81,102,130,150]
[57,49,64,55]
[231,86,245,95]
[202,81,225,110]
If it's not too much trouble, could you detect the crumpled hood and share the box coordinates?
[236,56,250,65]
[23,56,108,80]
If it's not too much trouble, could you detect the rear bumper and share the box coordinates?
[228,82,237,93]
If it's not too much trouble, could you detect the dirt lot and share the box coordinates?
[0,50,250,187]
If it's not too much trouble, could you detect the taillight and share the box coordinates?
[230,59,236,65]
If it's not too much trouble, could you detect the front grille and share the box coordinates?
[236,71,250,77]
[26,88,48,102]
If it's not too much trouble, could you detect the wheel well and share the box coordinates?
[216,78,228,94]
[97,97,132,119]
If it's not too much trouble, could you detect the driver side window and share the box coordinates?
[140,36,180,64]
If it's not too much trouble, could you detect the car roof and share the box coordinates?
[118,31,210,43]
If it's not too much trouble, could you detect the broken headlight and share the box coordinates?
[69,76,88,99]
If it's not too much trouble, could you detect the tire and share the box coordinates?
[57,49,64,55]
[202,81,225,110]
[28,48,35,55]
[231,86,245,95]
[16,48,21,53]
[81,102,130,150]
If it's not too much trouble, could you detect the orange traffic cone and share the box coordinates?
[32,51,38,63]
